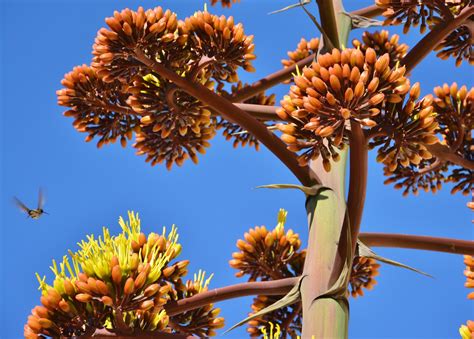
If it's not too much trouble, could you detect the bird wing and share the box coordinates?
[13,197,29,213]
[38,188,45,209]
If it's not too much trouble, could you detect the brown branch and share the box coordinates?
[359,233,474,255]
[351,5,384,18]
[164,277,298,316]
[132,48,317,186]
[231,54,315,102]
[233,103,284,121]
[347,122,368,254]
[426,143,474,170]
[402,4,474,72]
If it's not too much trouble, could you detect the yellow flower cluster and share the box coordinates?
[25,212,223,337]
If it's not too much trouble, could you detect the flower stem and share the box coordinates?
[232,54,315,102]
[426,143,474,170]
[347,122,368,253]
[351,5,384,18]
[164,277,298,316]
[360,233,474,255]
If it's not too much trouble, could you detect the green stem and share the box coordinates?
[300,0,353,337]
[300,187,349,338]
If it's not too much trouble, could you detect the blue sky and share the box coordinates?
[1,0,472,338]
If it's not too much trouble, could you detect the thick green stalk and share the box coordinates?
[300,161,349,337]
[300,1,352,338]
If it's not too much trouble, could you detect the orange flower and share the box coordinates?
[277,48,410,170]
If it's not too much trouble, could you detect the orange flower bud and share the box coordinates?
[123,277,135,295]
[75,293,92,303]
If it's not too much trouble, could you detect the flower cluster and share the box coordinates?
[382,83,473,196]
[216,81,276,149]
[281,37,320,68]
[230,209,304,282]
[280,37,320,85]
[376,0,461,33]
[229,209,303,337]
[372,83,439,172]
[182,11,256,82]
[128,73,216,169]
[230,209,381,336]
[276,46,411,170]
[435,23,473,67]
[349,257,380,298]
[166,271,225,337]
[434,83,473,195]
[92,7,186,83]
[24,212,223,338]
[383,161,448,196]
[57,65,140,148]
[352,30,408,67]
[376,0,473,66]
[59,6,257,170]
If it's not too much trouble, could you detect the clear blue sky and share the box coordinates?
[1,0,472,338]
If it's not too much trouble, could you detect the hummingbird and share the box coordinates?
[13,188,49,219]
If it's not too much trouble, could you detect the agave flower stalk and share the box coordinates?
[50,1,474,337]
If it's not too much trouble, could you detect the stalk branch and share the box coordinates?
[360,233,474,255]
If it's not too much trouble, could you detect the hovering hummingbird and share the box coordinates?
[14,188,49,219]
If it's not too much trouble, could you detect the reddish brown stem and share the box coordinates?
[351,5,384,18]
[233,103,284,121]
[426,143,474,170]
[360,233,474,255]
[164,277,298,316]
[347,122,368,254]
[232,54,316,102]
[132,48,317,186]
[403,5,474,72]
